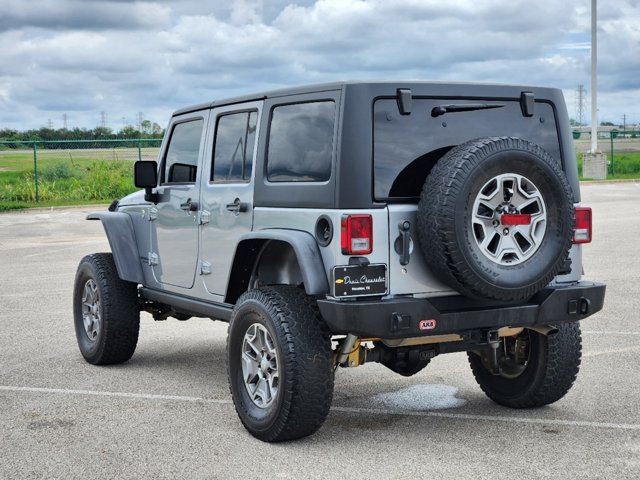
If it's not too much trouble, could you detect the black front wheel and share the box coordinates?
[468,322,582,408]
[227,286,334,442]
[73,253,140,365]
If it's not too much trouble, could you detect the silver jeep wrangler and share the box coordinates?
[73,81,605,442]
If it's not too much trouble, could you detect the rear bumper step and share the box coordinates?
[317,281,606,338]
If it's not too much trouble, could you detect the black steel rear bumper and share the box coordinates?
[317,281,606,338]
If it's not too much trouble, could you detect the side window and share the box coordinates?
[162,119,204,184]
[212,111,257,182]
[267,101,335,182]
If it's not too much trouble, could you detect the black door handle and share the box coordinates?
[180,198,198,211]
[226,198,248,213]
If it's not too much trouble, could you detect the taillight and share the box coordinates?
[573,207,592,244]
[341,214,373,255]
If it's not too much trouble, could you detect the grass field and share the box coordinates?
[1,149,639,211]
[577,151,640,180]
[0,151,150,211]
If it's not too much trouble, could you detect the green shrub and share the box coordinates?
[40,160,83,181]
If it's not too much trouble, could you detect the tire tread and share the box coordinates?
[468,322,582,408]
[227,286,334,442]
[74,253,140,365]
[417,136,574,301]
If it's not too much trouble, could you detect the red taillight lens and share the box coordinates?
[573,207,592,244]
[341,214,373,255]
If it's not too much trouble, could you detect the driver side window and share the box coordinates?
[162,119,204,184]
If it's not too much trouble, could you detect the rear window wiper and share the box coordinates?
[431,103,504,117]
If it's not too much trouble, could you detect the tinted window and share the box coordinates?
[373,98,561,199]
[267,101,335,182]
[163,119,204,184]
[212,111,257,182]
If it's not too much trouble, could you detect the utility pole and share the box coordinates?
[100,111,107,128]
[590,0,598,153]
[576,85,586,125]
[623,114,626,136]
[46,119,53,129]
[137,112,143,133]
[583,0,606,179]
[62,113,68,129]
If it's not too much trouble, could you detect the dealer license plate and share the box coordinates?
[332,264,387,297]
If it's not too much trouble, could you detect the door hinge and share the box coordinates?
[200,261,212,275]
[148,252,159,266]
[148,207,158,221]
[200,210,210,225]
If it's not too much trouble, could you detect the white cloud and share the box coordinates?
[0,0,638,130]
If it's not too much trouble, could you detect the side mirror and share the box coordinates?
[134,161,159,203]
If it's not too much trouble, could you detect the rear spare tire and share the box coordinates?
[417,137,574,302]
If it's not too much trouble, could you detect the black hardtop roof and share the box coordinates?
[171,80,560,117]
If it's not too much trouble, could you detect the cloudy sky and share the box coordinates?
[1,0,638,131]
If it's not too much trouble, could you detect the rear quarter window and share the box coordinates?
[267,101,335,182]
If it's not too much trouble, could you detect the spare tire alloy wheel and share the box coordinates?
[472,173,546,266]
[417,137,575,302]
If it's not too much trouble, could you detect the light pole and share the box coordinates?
[590,0,598,153]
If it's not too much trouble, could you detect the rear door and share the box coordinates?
[199,103,261,297]
[150,113,208,288]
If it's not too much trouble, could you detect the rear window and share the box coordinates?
[373,98,561,200]
[267,101,335,182]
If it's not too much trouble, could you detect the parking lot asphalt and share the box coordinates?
[1,183,639,479]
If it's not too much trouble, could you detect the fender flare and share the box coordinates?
[87,212,144,284]
[233,229,329,297]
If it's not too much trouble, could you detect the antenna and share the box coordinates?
[100,111,107,128]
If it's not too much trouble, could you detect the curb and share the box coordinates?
[580,179,640,185]
[0,204,110,215]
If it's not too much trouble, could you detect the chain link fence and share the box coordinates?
[573,130,640,178]
[0,139,162,206]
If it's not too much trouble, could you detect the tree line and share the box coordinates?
[0,121,165,143]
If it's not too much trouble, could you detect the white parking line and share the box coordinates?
[583,330,640,336]
[2,385,639,431]
[583,345,640,358]
[333,406,640,431]
[0,386,232,404]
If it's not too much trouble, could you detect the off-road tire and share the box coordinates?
[227,286,334,442]
[73,253,140,365]
[417,137,575,301]
[468,322,582,408]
